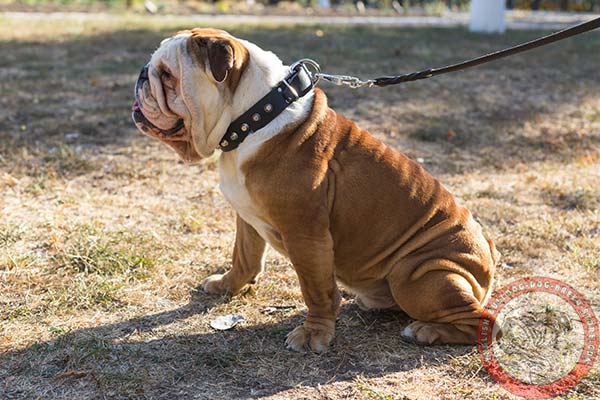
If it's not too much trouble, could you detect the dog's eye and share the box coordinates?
[161,69,175,88]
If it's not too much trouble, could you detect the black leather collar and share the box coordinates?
[219,62,315,152]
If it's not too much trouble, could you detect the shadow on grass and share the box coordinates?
[1,287,481,399]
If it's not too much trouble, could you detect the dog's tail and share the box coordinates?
[487,239,501,266]
[481,239,501,309]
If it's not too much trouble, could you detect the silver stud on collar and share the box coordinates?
[230,132,238,141]
[252,113,261,122]
[241,123,249,132]
[220,140,229,147]
[264,104,273,113]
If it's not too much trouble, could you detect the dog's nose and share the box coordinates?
[135,64,150,104]
[138,64,149,81]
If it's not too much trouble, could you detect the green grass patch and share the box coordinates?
[50,225,155,277]
[42,275,125,312]
[0,223,23,247]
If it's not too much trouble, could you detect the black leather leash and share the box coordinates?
[316,16,600,88]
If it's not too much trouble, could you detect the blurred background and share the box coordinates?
[0,0,599,16]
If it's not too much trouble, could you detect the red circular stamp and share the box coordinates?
[478,277,598,398]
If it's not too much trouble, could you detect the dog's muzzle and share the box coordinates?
[132,64,185,137]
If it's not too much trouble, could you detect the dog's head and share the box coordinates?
[132,28,250,162]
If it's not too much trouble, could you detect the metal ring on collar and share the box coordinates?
[290,58,321,85]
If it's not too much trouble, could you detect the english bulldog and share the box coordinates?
[132,28,500,352]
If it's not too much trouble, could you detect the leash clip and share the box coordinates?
[314,73,374,89]
[289,58,374,89]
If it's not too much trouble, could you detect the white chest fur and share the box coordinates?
[218,151,273,241]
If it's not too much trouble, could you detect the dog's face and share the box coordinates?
[132,28,249,162]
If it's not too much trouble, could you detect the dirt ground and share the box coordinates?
[1,14,599,400]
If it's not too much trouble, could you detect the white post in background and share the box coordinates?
[469,0,506,34]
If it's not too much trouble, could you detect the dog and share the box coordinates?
[132,28,500,352]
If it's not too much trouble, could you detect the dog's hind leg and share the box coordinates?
[353,283,400,311]
[388,268,493,345]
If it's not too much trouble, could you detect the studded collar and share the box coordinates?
[218,61,315,152]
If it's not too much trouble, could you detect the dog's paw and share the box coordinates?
[402,321,442,345]
[200,274,229,294]
[285,325,334,353]
[402,320,483,345]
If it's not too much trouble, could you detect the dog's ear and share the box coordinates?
[187,32,248,89]
[205,37,234,83]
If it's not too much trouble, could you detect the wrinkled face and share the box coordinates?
[132,28,249,162]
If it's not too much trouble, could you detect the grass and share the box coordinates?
[50,225,155,276]
[0,223,23,246]
[540,183,599,210]
[1,13,599,400]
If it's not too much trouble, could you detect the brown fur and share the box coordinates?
[209,89,499,350]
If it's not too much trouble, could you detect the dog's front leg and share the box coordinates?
[201,214,267,295]
[284,230,341,353]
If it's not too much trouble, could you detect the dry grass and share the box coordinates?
[1,14,599,400]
